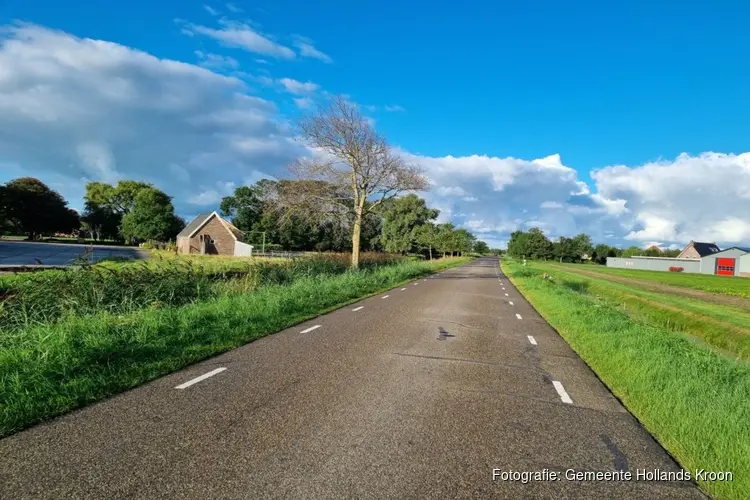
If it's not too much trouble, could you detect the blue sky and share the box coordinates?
[2,1,750,248]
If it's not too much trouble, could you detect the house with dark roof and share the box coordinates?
[676,240,721,259]
[176,212,252,256]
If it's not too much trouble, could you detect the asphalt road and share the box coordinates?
[0,257,704,499]
[0,241,147,265]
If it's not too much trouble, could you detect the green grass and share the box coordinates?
[502,259,750,500]
[0,252,408,331]
[0,256,469,438]
[535,263,750,361]
[553,262,750,299]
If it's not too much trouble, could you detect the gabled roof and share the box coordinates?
[177,211,243,240]
[707,246,750,257]
[177,213,213,238]
[690,241,721,257]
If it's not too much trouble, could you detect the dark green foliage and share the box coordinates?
[0,178,80,239]
[120,188,184,243]
[380,194,439,253]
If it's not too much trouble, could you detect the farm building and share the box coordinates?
[176,212,254,257]
[607,241,750,277]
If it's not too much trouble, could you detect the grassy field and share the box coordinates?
[559,263,750,299]
[0,254,469,437]
[502,259,750,500]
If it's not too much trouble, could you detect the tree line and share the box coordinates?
[506,227,681,264]
[219,180,485,257]
[0,178,184,244]
[0,176,489,259]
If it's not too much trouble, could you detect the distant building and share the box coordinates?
[606,242,750,277]
[676,240,721,259]
[176,212,253,257]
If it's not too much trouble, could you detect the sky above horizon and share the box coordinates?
[1,1,749,249]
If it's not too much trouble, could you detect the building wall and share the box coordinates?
[606,256,701,273]
[677,245,701,259]
[234,241,254,257]
[699,248,749,275]
[188,216,236,256]
[740,253,750,277]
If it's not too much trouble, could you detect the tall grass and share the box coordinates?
[0,256,469,437]
[502,258,750,500]
[0,253,404,331]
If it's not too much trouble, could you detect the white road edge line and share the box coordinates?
[382,295,390,299]
[527,335,537,345]
[175,367,227,390]
[509,301,514,306]
[553,380,573,404]
[515,313,522,320]
[300,325,321,333]
[352,306,364,311]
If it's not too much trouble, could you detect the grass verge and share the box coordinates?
[502,259,750,500]
[0,256,469,438]
[551,262,750,299]
[538,263,750,361]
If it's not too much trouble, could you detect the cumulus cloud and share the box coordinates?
[0,22,304,215]
[405,149,750,249]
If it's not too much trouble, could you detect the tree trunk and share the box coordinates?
[351,207,362,269]
[428,245,432,260]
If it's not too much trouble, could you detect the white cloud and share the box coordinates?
[293,97,314,109]
[292,36,332,63]
[181,20,296,59]
[279,77,318,94]
[593,152,750,244]
[204,5,219,16]
[384,104,405,112]
[0,22,304,214]
[404,149,750,249]
[194,50,239,70]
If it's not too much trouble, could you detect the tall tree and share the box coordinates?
[120,188,184,243]
[85,180,153,215]
[219,180,277,232]
[414,222,439,259]
[283,96,428,268]
[380,194,439,254]
[2,178,79,240]
[473,240,490,255]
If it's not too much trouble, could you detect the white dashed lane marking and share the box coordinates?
[175,367,227,390]
[352,306,364,311]
[382,295,390,299]
[515,313,522,320]
[527,335,537,345]
[300,325,321,333]
[509,301,514,306]
[401,288,407,291]
[553,381,573,404]
[505,293,509,297]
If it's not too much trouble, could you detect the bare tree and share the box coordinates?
[283,96,428,268]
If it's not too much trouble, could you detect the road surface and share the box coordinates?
[0,257,703,499]
[0,240,147,266]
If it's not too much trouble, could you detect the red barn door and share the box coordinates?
[716,258,736,276]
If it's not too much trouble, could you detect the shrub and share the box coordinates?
[669,266,684,272]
